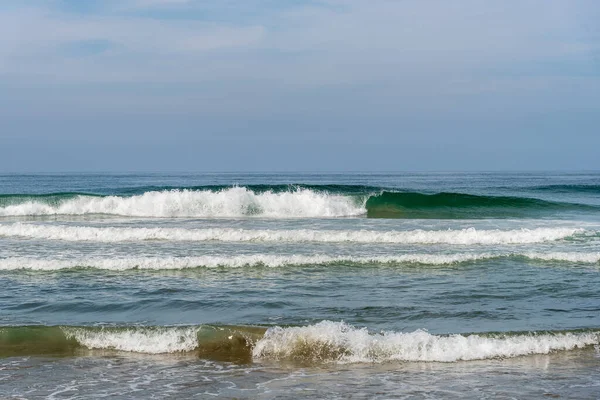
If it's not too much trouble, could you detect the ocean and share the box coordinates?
[0,172,599,399]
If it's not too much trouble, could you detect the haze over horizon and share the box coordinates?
[1,0,599,172]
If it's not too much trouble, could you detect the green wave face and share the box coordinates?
[0,193,94,208]
[0,326,266,362]
[0,326,80,357]
[364,191,596,219]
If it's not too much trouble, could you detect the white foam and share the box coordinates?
[62,327,199,354]
[0,188,365,218]
[1,251,598,271]
[252,321,600,363]
[0,254,496,271]
[0,224,584,244]
[524,252,600,263]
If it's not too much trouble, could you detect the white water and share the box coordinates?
[62,327,200,354]
[252,321,600,363]
[1,252,598,271]
[0,188,366,218]
[0,223,585,244]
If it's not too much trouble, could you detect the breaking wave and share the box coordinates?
[1,322,598,363]
[0,186,596,219]
[0,188,365,218]
[252,321,600,363]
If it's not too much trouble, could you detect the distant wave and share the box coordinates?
[529,184,600,194]
[0,223,587,244]
[1,252,598,271]
[0,186,597,219]
[1,322,598,363]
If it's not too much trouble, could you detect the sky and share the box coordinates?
[0,0,599,172]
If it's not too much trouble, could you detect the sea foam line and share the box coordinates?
[1,252,599,271]
[0,224,585,244]
[0,254,491,271]
[0,188,366,218]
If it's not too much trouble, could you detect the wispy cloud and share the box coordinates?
[0,0,598,113]
[131,0,193,7]
[0,7,265,55]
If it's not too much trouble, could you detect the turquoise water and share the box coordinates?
[1,172,599,398]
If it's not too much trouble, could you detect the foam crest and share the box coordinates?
[0,223,584,244]
[0,188,365,218]
[252,321,600,363]
[61,327,200,354]
[1,252,598,271]
[0,254,495,271]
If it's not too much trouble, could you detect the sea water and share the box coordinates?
[0,172,599,398]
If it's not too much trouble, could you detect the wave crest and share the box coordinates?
[0,224,585,244]
[1,252,598,271]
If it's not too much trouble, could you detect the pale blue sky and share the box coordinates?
[1,0,599,171]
